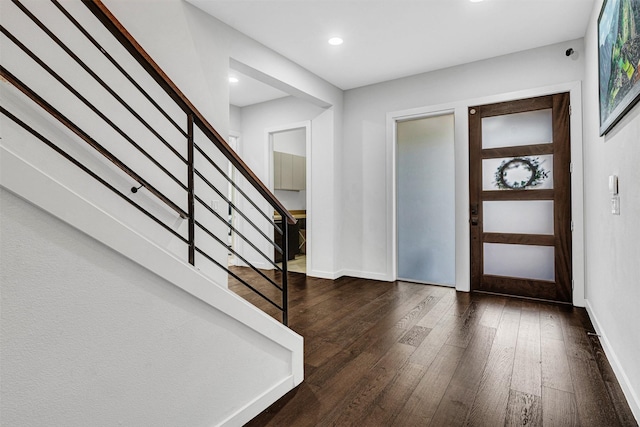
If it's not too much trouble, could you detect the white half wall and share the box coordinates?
[0,149,303,426]
[581,0,640,420]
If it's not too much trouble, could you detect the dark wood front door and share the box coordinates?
[469,93,572,303]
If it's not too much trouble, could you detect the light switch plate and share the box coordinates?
[609,175,619,195]
[611,195,620,215]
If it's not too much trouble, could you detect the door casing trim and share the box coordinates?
[266,121,312,274]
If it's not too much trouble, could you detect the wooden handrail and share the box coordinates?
[3,0,292,324]
[82,0,296,225]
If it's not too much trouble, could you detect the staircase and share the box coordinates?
[0,0,303,425]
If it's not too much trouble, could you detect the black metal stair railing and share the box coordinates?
[0,0,295,325]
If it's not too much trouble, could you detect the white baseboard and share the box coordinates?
[338,269,394,282]
[217,375,298,427]
[308,268,342,280]
[585,299,640,423]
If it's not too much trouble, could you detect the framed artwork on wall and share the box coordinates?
[598,0,640,135]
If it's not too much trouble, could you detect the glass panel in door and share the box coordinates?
[482,155,554,191]
[397,114,455,286]
[483,243,555,281]
[482,109,553,148]
[483,200,554,235]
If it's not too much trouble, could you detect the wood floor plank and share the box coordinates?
[305,348,362,389]
[356,281,434,325]
[479,295,507,328]
[294,279,393,333]
[541,337,574,393]
[408,312,458,367]
[445,299,489,348]
[563,323,596,361]
[264,350,380,426]
[504,389,542,427]
[303,339,342,368]
[320,282,430,345]
[360,361,429,426]
[395,293,441,329]
[244,383,317,427]
[510,302,542,396]
[416,288,457,328]
[227,270,636,427]
[393,344,465,426]
[429,325,497,426]
[542,386,580,427]
[398,325,431,347]
[323,343,416,425]
[562,317,623,426]
[339,285,437,355]
[540,304,565,341]
[450,290,473,316]
[586,334,638,427]
[568,353,623,426]
[465,301,522,426]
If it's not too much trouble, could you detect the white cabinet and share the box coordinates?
[292,155,305,190]
[274,152,305,191]
[274,151,282,189]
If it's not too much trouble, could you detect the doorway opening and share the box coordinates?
[227,59,331,280]
[396,113,455,286]
[269,124,311,275]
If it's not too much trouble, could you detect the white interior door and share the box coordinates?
[397,114,455,286]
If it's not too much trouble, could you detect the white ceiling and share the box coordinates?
[188,0,595,99]
[228,69,289,107]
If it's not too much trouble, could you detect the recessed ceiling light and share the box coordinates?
[328,37,343,46]
[229,76,239,83]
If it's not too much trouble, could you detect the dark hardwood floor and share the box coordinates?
[228,270,637,427]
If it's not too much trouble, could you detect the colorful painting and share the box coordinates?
[599,0,640,135]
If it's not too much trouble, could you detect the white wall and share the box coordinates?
[104,0,230,135]
[341,39,585,285]
[274,127,306,156]
[582,0,640,419]
[0,171,302,426]
[1,0,233,285]
[230,104,243,133]
[274,190,307,211]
